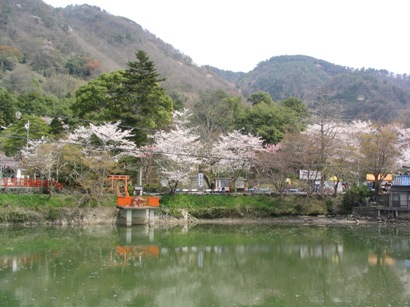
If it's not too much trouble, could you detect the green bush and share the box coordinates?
[342,185,370,213]
[326,199,334,213]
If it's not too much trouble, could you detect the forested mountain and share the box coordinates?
[0,0,238,102]
[209,55,410,124]
[1,0,410,125]
[234,55,410,124]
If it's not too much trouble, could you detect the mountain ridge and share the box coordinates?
[1,0,410,124]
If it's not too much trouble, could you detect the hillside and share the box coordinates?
[0,0,238,102]
[235,55,410,124]
[1,1,410,124]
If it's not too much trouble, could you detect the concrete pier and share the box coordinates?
[117,206,159,226]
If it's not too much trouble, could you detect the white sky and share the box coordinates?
[43,0,410,74]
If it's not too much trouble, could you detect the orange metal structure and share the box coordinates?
[109,175,159,207]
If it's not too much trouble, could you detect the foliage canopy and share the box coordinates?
[72,50,173,145]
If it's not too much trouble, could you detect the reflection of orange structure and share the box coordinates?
[368,252,395,266]
[109,175,159,207]
[112,245,159,266]
[0,253,41,272]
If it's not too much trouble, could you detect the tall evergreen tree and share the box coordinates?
[120,50,172,137]
[72,50,173,145]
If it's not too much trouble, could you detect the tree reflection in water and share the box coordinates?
[0,225,409,306]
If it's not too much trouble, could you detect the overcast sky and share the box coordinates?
[43,0,410,74]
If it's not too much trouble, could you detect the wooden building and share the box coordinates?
[376,175,410,219]
[389,175,410,208]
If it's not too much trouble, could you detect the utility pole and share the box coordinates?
[25,119,30,150]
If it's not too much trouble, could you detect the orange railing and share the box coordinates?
[0,178,63,189]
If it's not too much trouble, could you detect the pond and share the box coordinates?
[0,223,410,306]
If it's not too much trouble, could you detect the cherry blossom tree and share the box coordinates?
[68,121,136,158]
[332,121,376,192]
[277,131,321,195]
[303,120,404,196]
[20,139,65,186]
[357,124,400,196]
[301,120,373,195]
[0,151,19,179]
[391,124,410,169]
[127,144,158,187]
[150,110,202,194]
[290,118,410,192]
[211,130,264,191]
[50,121,136,197]
[254,143,295,193]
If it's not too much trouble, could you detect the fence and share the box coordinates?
[0,178,63,189]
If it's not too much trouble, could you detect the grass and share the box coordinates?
[0,192,336,224]
[0,193,116,208]
[160,194,330,218]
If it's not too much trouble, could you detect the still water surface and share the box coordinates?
[1,223,410,307]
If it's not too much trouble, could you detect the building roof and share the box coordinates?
[392,175,410,186]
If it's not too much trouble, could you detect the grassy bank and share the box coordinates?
[159,194,332,219]
[0,193,116,224]
[0,193,116,207]
[0,192,337,224]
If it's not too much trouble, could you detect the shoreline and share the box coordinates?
[1,205,406,227]
[152,214,381,228]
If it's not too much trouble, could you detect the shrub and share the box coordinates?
[342,185,370,213]
[326,199,334,213]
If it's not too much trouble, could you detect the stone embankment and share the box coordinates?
[151,212,371,227]
[1,206,408,227]
[0,206,118,226]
